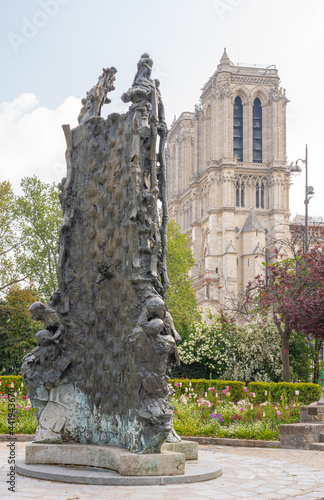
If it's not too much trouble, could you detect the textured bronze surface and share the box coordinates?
[21,55,180,453]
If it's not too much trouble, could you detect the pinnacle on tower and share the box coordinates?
[220,47,231,65]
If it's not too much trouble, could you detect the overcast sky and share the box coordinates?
[1,0,324,219]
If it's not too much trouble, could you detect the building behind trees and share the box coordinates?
[167,49,290,311]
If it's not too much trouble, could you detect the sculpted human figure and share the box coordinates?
[132,53,153,86]
[29,301,45,322]
[154,79,166,127]
[78,66,117,124]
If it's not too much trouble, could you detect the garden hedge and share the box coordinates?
[2,376,321,406]
[171,363,213,380]
[0,376,26,396]
[170,378,321,405]
[170,378,245,402]
[247,381,321,405]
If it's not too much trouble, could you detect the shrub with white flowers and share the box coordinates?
[175,312,311,382]
[177,313,235,377]
[223,319,283,382]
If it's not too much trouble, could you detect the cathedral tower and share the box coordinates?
[167,49,290,310]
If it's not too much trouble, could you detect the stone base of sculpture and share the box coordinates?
[25,442,185,476]
[162,439,198,460]
[23,440,198,475]
[280,404,324,449]
[17,440,222,485]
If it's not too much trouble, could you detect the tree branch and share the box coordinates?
[0,276,28,292]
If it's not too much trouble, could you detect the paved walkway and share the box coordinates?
[1,443,324,499]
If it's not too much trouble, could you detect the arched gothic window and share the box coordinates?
[256,181,260,208]
[261,181,265,209]
[236,178,245,208]
[256,180,265,209]
[236,180,240,207]
[241,181,245,208]
[233,96,243,161]
[253,98,262,162]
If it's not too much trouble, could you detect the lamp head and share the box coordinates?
[290,163,302,176]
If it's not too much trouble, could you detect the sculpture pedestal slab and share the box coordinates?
[280,422,324,450]
[17,441,222,485]
[25,442,184,476]
[300,405,324,422]
[161,440,198,460]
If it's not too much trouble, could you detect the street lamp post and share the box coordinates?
[290,144,314,253]
[290,146,323,405]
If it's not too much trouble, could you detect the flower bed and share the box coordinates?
[0,378,319,438]
[0,381,37,435]
[0,376,26,396]
[172,381,302,441]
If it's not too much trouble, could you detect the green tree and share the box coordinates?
[166,220,200,338]
[240,243,324,383]
[0,287,42,374]
[0,178,63,300]
[289,330,313,382]
[0,181,26,292]
[16,176,62,299]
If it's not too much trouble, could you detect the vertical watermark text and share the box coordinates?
[7,386,17,493]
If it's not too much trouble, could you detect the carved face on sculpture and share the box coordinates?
[35,329,56,347]
[29,301,46,322]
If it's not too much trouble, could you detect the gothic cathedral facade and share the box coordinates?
[167,49,290,311]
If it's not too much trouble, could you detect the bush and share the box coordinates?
[171,362,212,380]
[247,381,321,405]
[171,378,321,406]
[289,330,313,382]
[170,378,245,403]
[173,309,315,383]
[223,319,283,382]
[177,313,236,378]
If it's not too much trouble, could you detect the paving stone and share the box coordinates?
[239,480,268,489]
[265,494,288,499]
[300,494,324,499]
[3,443,324,498]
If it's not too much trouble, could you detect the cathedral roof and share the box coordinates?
[253,243,263,255]
[225,241,237,254]
[242,212,265,233]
